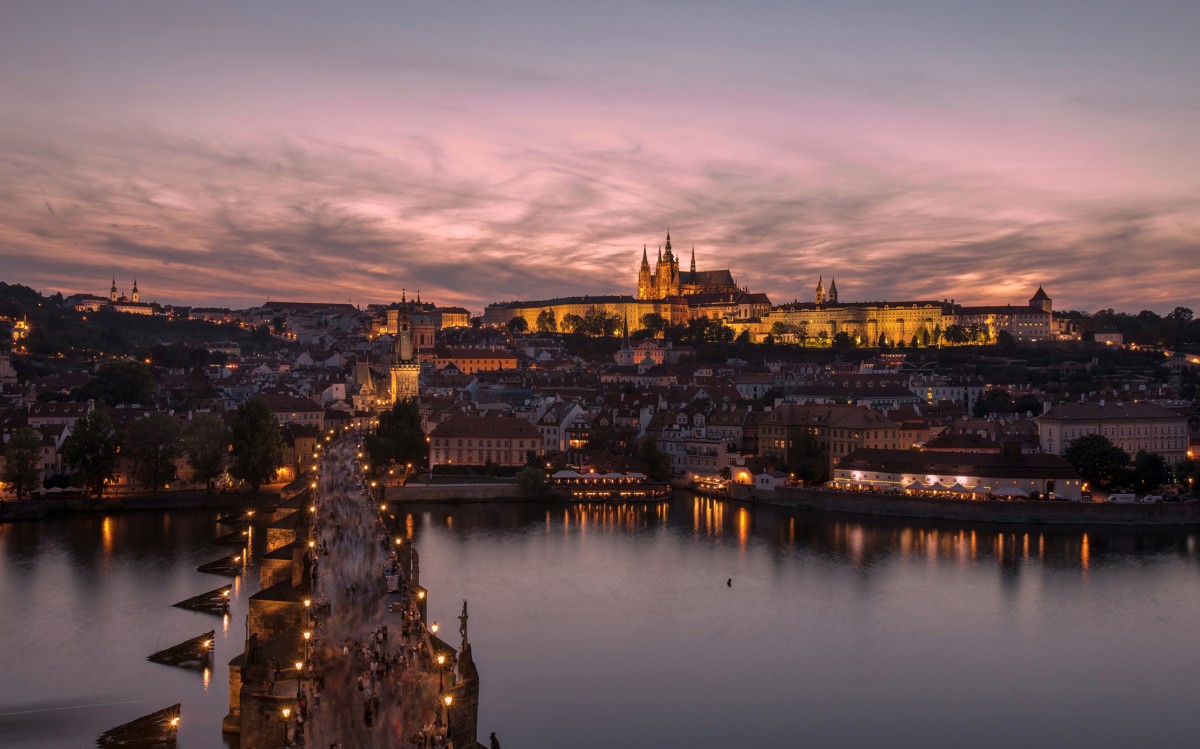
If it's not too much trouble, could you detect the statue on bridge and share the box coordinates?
[459,599,469,650]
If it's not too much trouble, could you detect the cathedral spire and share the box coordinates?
[641,245,649,267]
[690,244,696,274]
[657,245,662,262]
[828,277,838,303]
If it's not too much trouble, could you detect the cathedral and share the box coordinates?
[636,232,741,300]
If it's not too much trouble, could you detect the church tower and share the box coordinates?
[827,277,837,304]
[690,244,696,274]
[110,277,118,303]
[389,307,421,403]
[815,276,826,305]
[655,231,680,298]
[131,278,140,303]
[1029,286,1052,313]
[637,246,653,300]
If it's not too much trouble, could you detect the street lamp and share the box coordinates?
[437,653,446,688]
[280,707,291,746]
[303,630,311,660]
[441,693,453,730]
[430,622,439,636]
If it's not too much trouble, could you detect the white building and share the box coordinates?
[1038,401,1188,465]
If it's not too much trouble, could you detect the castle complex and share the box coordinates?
[484,233,770,330]
[636,232,741,299]
[484,231,1066,344]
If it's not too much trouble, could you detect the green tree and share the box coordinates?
[230,398,285,492]
[831,331,854,350]
[1064,434,1130,489]
[184,413,230,493]
[3,426,42,499]
[560,314,585,334]
[517,465,549,498]
[365,399,426,472]
[640,313,667,338]
[535,309,557,333]
[796,320,809,348]
[124,412,184,494]
[507,316,529,334]
[638,436,671,481]
[63,409,119,498]
[1130,450,1171,493]
[76,361,155,406]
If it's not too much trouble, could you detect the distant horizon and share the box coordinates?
[7,274,1194,319]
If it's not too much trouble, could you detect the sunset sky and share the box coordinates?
[2,1,1198,313]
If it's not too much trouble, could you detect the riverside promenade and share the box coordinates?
[301,439,478,749]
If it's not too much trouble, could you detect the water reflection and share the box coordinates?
[404,492,1200,576]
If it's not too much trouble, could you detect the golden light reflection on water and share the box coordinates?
[101,516,113,557]
[203,666,211,693]
[736,507,750,550]
[222,612,230,634]
[1081,532,1090,574]
[405,513,414,540]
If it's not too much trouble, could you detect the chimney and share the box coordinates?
[1042,401,1052,414]
[1001,440,1022,463]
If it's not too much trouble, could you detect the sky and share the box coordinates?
[1,0,1198,314]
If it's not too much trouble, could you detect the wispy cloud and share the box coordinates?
[0,81,1196,314]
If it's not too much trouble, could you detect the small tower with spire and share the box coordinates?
[690,244,696,274]
[827,277,837,304]
[110,277,118,303]
[815,276,826,305]
[131,278,140,303]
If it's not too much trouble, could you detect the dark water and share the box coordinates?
[3,498,1200,748]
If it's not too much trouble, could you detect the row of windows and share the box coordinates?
[431,438,534,449]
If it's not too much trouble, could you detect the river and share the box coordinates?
[2,495,1199,748]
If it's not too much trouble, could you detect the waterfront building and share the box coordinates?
[759,403,902,480]
[428,414,544,467]
[831,445,1084,500]
[1038,400,1189,464]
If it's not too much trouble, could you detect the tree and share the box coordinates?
[507,316,529,334]
[76,361,154,406]
[796,320,809,348]
[124,412,184,494]
[1064,434,1130,489]
[1130,450,1171,493]
[535,309,557,333]
[184,413,230,494]
[560,314,585,334]
[63,409,119,499]
[517,465,549,498]
[638,436,671,481]
[3,426,42,499]
[641,313,667,338]
[365,399,426,472]
[230,398,285,492]
[831,331,854,350]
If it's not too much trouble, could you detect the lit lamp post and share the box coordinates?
[294,661,304,697]
[436,653,446,689]
[280,707,291,747]
[303,630,311,661]
[441,693,453,731]
[303,598,311,625]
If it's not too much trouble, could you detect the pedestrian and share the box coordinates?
[490,731,501,749]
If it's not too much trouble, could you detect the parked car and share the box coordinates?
[1106,493,1137,504]
[1141,495,1163,503]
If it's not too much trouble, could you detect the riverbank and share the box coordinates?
[755,487,1200,527]
[0,487,283,521]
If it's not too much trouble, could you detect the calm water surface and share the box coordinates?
[3,496,1199,748]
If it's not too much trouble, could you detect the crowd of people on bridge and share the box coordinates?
[279,437,465,749]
